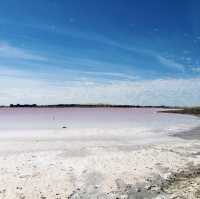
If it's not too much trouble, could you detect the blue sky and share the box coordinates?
[0,0,200,106]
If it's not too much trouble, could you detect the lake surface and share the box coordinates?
[0,108,199,131]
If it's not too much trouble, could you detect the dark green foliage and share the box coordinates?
[160,107,200,116]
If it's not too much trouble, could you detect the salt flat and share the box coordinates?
[0,108,200,199]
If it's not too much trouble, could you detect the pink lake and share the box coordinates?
[0,108,199,130]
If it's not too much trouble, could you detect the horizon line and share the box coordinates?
[0,103,195,108]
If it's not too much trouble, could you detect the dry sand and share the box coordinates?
[0,127,200,199]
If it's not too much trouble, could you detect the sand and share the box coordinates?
[0,127,200,199]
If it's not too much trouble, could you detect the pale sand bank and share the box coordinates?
[0,127,200,199]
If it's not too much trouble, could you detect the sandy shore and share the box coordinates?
[0,127,200,199]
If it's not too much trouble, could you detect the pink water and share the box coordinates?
[0,108,199,130]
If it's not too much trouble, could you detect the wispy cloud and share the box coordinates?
[112,45,186,71]
[59,68,139,81]
[76,36,186,72]
[192,67,200,72]
[0,42,47,61]
[0,20,186,72]
[80,70,139,80]
[156,55,185,71]
[0,62,139,84]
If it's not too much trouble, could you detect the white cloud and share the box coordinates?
[0,42,47,61]
[0,74,199,106]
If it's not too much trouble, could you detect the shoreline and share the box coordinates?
[138,124,200,199]
[100,124,200,199]
[160,107,200,117]
[0,112,200,198]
